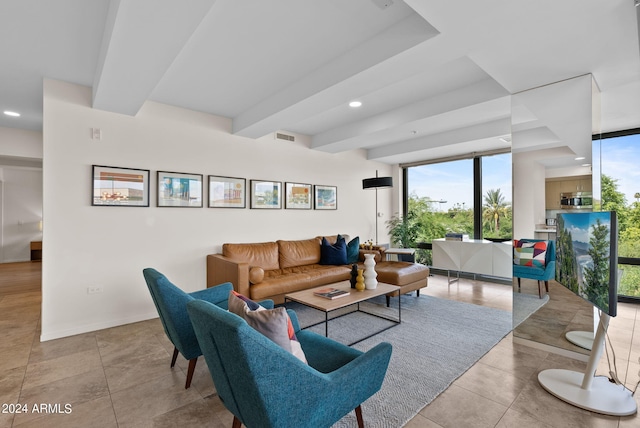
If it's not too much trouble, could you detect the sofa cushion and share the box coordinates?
[305,265,352,287]
[250,272,312,301]
[223,242,280,271]
[278,238,322,269]
[320,236,348,265]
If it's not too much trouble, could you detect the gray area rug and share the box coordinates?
[284,294,518,428]
[513,292,549,328]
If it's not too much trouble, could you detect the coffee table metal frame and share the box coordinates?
[284,281,401,346]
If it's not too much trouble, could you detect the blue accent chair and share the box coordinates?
[513,239,556,298]
[186,299,393,428]
[142,268,273,389]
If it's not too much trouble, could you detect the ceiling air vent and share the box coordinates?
[275,132,295,142]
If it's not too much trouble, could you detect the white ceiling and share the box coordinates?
[1,0,639,169]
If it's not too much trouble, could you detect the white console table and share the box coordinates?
[432,239,512,281]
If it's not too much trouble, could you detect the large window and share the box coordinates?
[481,153,513,239]
[398,152,511,264]
[595,129,640,299]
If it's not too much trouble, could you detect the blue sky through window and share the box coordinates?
[407,153,512,211]
[596,133,640,204]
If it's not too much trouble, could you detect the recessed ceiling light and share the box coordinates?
[575,156,585,161]
[582,163,591,167]
[348,101,362,108]
[3,110,20,117]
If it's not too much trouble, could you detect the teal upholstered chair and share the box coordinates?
[513,239,556,298]
[186,299,393,428]
[142,268,273,388]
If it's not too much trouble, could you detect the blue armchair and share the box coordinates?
[142,268,273,388]
[513,239,556,298]
[186,299,393,428]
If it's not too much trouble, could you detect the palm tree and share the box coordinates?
[483,189,509,233]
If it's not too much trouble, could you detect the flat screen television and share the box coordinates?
[555,211,617,317]
[539,211,636,416]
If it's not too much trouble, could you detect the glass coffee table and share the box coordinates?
[284,281,401,345]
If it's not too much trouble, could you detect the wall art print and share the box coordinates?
[285,182,312,209]
[250,180,282,209]
[92,165,150,207]
[157,171,203,207]
[208,175,246,208]
[314,185,337,210]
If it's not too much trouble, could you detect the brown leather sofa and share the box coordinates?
[206,235,429,304]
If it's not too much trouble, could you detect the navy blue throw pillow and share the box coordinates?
[320,236,348,265]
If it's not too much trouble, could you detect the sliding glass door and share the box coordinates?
[596,129,640,299]
[402,152,512,264]
[481,153,512,240]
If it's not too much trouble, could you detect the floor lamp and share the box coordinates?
[362,171,393,244]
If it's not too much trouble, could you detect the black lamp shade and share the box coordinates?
[362,176,393,189]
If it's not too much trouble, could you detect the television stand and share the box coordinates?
[538,314,637,416]
[564,330,593,350]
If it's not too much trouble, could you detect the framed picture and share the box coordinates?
[250,180,282,209]
[314,185,337,210]
[285,182,312,209]
[92,165,149,207]
[208,175,246,208]
[157,171,203,207]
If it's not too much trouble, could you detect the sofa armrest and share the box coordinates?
[207,254,250,297]
[358,248,385,263]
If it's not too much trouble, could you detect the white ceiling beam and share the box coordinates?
[92,0,217,116]
[231,13,438,138]
[311,79,509,153]
[367,118,510,160]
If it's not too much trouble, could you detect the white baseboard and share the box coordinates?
[40,311,160,342]
[513,336,590,362]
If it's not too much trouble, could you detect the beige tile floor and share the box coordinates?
[1,269,639,427]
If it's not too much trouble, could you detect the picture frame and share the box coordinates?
[157,171,203,207]
[314,185,337,210]
[250,180,282,209]
[285,182,312,209]
[208,175,246,208]
[92,165,150,207]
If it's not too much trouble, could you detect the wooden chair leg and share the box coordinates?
[537,281,543,298]
[544,280,549,292]
[355,405,364,428]
[517,277,521,291]
[170,347,179,368]
[232,416,242,428]
[185,357,197,389]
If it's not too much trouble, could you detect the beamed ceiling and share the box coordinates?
[1,0,639,168]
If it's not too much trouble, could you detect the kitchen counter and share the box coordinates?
[535,228,556,240]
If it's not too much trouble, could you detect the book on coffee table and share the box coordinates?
[313,287,350,299]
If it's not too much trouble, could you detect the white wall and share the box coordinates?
[0,126,44,262]
[545,165,592,179]
[0,126,42,159]
[41,79,393,341]
[0,167,43,262]
[512,153,545,239]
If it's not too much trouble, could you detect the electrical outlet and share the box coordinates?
[87,286,103,294]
